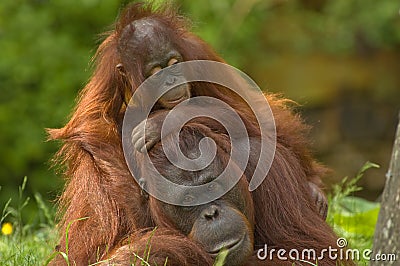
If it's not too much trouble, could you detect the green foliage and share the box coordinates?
[0,0,124,220]
[0,177,57,266]
[180,0,400,65]
[213,248,229,266]
[0,227,56,266]
[322,0,400,52]
[0,164,383,265]
[327,162,381,265]
[0,0,398,220]
[43,217,89,266]
[0,6,397,265]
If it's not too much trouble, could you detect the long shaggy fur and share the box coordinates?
[49,2,353,265]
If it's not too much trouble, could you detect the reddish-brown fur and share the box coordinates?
[48,2,353,265]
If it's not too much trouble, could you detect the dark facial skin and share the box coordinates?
[145,127,254,266]
[117,18,191,110]
[122,19,329,220]
[132,106,328,223]
[117,18,192,152]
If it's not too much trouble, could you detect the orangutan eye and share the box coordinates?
[149,66,162,76]
[167,58,179,66]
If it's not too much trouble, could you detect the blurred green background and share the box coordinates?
[0,0,399,222]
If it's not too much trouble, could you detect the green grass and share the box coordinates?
[327,162,381,266]
[0,226,56,265]
[0,177,57,265]
[0,163,381,265]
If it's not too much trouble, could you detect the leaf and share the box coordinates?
[213,248,229,266]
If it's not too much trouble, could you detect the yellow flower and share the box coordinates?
[1,222,13,235]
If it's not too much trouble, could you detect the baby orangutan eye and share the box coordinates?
[167,58,179,66]
[149,66,162,76]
